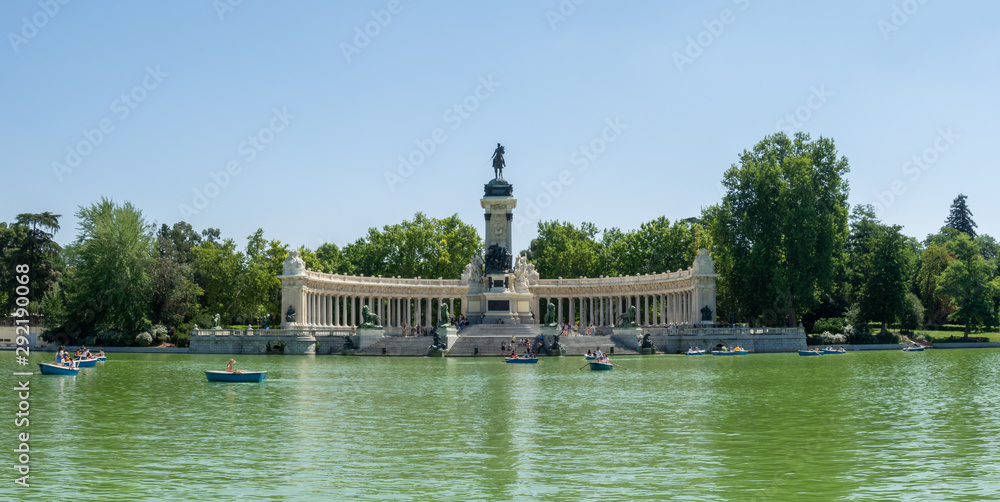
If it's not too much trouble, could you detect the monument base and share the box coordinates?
[437,325,459,350]
[355,326,385,350]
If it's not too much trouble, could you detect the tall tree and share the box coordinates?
[69,198,155,335]
[856,224,909,332]
[944,193,977,238]
[936,234,999,337]
[0,213,63,315]
[526,221,602,279]
[707,132,850,326]
[915,243,953,324]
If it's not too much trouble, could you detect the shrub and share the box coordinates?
[844,324,878,344]
[134,332,153,347]
[812,317,845,335]
[151,324,169,344]
[174,331,191,348]
[807,331,846,345]
[875,330,901,344]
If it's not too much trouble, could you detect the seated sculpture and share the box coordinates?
[285,305,296,323]
[359,305,382,328]
[616,305,638,327]
[438,303,451,326]
[544,302,556,326]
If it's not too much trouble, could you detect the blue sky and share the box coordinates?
[4,1,999,253]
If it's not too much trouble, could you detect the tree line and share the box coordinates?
[0,203,480,346]
[3,133,996,344]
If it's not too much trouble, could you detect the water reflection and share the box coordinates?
[7,350,1000,500]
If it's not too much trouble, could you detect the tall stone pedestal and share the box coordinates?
[437,325,458,350]
[355,326,384,350]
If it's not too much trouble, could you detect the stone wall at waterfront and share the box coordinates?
[189,328,355,355]
[651,327,807,353]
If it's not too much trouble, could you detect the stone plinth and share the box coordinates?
[437,325,459,350]
[355,326,385,350]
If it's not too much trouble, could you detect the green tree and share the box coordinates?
[340,213,480,279]
[915,243,953,324]
[856,223,909,332]
[526,221,602,279]
[944,193,977,238]
[0,213,64,315]
[936,234,999,337]
[69,198,155,336]
[707,132,850,326]
[599,217,700,276]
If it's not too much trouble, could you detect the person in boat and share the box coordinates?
[225,358,244,374]
[56,345,67,365]
[838,346,844,352]
[97,348,105,357]
[509,350,517,358]
[585,349,593,358]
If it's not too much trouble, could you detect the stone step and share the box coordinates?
[458,324,541,337]
[355,336,438,356]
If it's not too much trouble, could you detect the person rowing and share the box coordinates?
[225,358,244,374]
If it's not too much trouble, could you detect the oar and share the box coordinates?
[579,363,591,371]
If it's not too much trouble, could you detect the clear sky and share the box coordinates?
[4,1,999,253]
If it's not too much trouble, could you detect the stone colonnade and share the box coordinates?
[281,272,467,331]
[280,250,718,330]
[530,264,716,328]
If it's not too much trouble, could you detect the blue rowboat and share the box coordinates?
[903,346,925,352]
[712,351,735,356]
[585,355,596,360]
[822,349,846,354]
[39,363,80,375]
[205,370,267,382]
[75,358,98,368]
[685,350,705,356]
[97,356,107,361]
[799,350,823,356]
[589,361,613,370]
[505,358,538,364]
[732,350,749,355]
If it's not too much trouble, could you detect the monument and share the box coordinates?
[464,144,536,324]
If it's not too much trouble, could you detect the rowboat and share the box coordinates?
[685,349,705,356]
[585,355,596,360]
[732,349,749,355]
[822,349,846,354]
[799,350,823,356]
[75,358,99,368]
[39,363,80,375]
[903,345,925,352]
[204,370,267,382]
[504,358,538,364]
[712,351,735,356]
[97,356,107,361]
[589,361,613,370]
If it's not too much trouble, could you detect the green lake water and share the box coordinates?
[4,349,1000,501]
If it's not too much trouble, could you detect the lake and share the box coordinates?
[5,348,1000,500]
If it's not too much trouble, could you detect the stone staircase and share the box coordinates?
[355,336,438,356]
[458,324,541,338]
[558,335,639,356]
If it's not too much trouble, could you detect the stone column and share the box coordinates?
[425,297,431,328]
[557,298,563,325]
